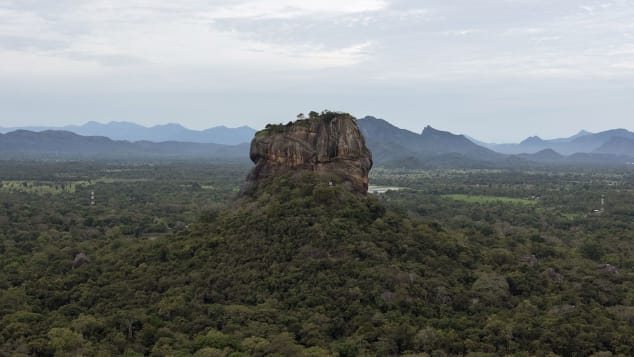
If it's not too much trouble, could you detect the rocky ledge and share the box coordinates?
[245,111,373,193]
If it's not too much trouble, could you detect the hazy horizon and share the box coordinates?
[0,116,613,144]
[1,0,633,142]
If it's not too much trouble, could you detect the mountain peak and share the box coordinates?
[421,125,459,138]
[358,116,390,125]
[520,136,544,145]
[533,148,564,158]
[154,123,186,129]
[104,121,143,126]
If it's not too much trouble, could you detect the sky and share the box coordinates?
[0,0,633,142]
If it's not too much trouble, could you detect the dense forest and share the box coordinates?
[1,161,634,356]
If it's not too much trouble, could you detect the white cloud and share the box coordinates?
[2,0,634,140]
[207,0,388,19]
[1,1,634,113]
[0,0,384,78]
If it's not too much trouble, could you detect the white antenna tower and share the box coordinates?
[601,194,605,212]
[90,191,95,206]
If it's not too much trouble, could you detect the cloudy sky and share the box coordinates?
[1,0,633,142]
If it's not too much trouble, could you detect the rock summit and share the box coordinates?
[246,111,373,193]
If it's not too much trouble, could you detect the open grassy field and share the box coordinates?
[443,193,537,205]
[0,178,150,195]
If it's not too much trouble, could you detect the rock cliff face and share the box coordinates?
[246,112,373,193]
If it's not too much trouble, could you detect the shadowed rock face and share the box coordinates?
[246,113,373,193]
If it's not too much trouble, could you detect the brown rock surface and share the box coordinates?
[72,252,91,268]
[246,112,373,193]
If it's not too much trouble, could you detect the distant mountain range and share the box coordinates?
[0,121,256,145]
[357,116,634,167]
[1,118,634,166]
[0,130,248,160]
[477,129,634,156]
[357,116,505,168]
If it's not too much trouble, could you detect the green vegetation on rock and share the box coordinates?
[254,110,356,137]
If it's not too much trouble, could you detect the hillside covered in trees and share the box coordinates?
[1,160,634,356]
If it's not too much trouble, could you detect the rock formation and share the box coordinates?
[598,263,618,274]
[72,252,91,268]
[245,111,373,193]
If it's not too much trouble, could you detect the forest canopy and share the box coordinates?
[1,161,634,356]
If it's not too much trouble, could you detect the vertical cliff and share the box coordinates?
[245,111,373,193]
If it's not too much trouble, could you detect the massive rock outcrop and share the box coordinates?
[245,111,373,193]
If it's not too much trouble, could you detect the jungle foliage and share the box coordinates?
[1,161,634,356]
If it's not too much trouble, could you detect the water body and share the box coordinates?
[368,185,406,194]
